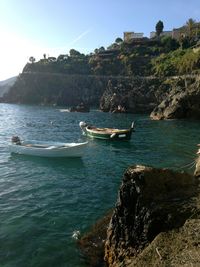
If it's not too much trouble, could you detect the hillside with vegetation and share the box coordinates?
[2,19,200,118]
[21,19,200,77]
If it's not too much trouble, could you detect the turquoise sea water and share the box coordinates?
[0,103,199,267]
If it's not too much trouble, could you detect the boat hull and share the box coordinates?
[9,141,88,158]
[79,121,134,141]
[85,128,133,140]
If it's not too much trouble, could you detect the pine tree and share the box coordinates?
[156,20,164,36]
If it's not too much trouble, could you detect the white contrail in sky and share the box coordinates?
[68,28,92,46]
[44,28,92,54]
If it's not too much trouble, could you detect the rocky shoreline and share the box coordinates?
[100,75,200,120]
[79,163,200,267]
[150,76,200,120]
[3,73,200,120]
[99,77,165,114]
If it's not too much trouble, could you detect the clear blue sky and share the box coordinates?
[0,0,199,80]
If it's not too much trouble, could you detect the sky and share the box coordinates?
[0,0,200,81]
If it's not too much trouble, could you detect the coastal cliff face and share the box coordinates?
[100,75,200,119]
[3,73,168,112]
[104,165,199,267]
[99,77,168,113]
[150,76,200,120]
[2,73,107,106]
[2,72,200,120]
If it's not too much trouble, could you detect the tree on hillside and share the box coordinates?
[186,18,196,39]
[69,49,81,57]
[115,37,123,44]
[155,20,164,36]
[57,54,68,61]
[29,56,35,64]
[98,46,105,52]
[94,47,105,54]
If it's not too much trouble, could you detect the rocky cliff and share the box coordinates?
[100,75,200,119]
[3,72,200,120]
[150,76,200,120]
[2,73,167,112]
[2,73,107,106]
[99,77,168,113]
[3,73,167,112]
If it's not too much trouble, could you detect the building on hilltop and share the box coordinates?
[124,32,144,42]
[150,29,186,40]
[150,23,200,40]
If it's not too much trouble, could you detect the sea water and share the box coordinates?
[0,104,199,267]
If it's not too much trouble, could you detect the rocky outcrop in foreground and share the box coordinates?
[150,76,200,120]
[78,165,200,267]
[104,165,199,266]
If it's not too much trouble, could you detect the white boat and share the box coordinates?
[9,136,88,158]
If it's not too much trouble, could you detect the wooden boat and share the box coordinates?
[9,136,88,158]
[79,121,134,141]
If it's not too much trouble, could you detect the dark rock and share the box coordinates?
[104,165,198,267]
[77,211,112,267]
[69,103,90,112]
